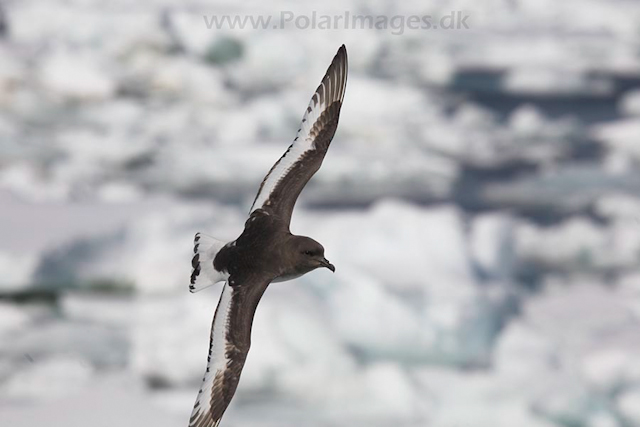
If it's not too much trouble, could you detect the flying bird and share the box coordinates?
[188,45,348,427]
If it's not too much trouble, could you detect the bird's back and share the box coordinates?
[214,209,290,283]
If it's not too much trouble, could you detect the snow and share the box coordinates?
[516,214,640,274]
[0,251,37,290]
[482,166,640,215]
[0,46,25,106]
[60,293,134,326]
[0,374,185,427]
[457,279,640,427]
[131,293,218,386]
[595,193,640,219]
[414,368,557,427]
[0,302,31,338]
[592,118,640,162]
[515,217,608,271]
[38,51,116,101]
[617,388,640,426]
[2,356,94,401]
[620,89,640,117]
[301,201,474,291]
[470,212,515,280]
[229,34,308,93]
[503,66,612,96]
[2,0,640,425]
[581,348,637,392]
[494,321,557,377]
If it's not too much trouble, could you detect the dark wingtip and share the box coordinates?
[321,44,348,107]
[334,44,348,69]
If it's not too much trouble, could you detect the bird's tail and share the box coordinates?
[189,233,227,293]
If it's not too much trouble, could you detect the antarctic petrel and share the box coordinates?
[188,45,347,427]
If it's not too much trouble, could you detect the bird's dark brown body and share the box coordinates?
[188,45,347,427]
[213,210,288,284]
[215,208,334,287]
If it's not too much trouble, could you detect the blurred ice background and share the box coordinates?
[1,0,640,426]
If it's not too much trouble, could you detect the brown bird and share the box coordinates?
[188,45,348,427]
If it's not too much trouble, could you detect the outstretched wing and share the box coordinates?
[249,45,348,226]
[189,279,270,427]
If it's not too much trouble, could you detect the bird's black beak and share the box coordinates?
[321,258,335,272]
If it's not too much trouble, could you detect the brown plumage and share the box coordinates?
[188,45,348,427]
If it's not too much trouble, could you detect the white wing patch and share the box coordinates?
[190,283,234,424]
[250,46,347,213]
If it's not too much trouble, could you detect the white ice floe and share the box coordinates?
[423,103,580,167]
[470,212,515,280]
[321,267,430,361]
[294,201,516,365]
[228,33,307,93]
[586,411,620,427]
[515,217,607,271]
[1,355,93,401]
[31,200,239,293]
[617,270,640,318]
[149,58,232,105]
[78,99,144,130]
[8,318,127,368]
[592,118,640,163]
[414,367,557,427]
[61,293,135,327]
[595,193,640,219]
[581,348,640,393]
[617,388,640,426]
[482,163,640,213]
[168,10,221,56]
[297,201,474,291]
[0,46,26,106]
[0,163,71,202]
[3,1,640,425]
[38,51,115,101]
[421,103,497,161]
[492,278,640,426]
[131,283,353,393]
[55,127,158,166]
[0,302,32,338]
[1,373,184,427]
[125,200,518,404]
[494,321,557,377]
[521,279,638,352]
[503,66,612,96]
[131,292,221,386]
[0,251,37,290]
[516,215,640,273]
[340,76,439,146]
[324,362,427,423]
[620,89,640,117]
[507,104,580,150]
[96,182,143,203]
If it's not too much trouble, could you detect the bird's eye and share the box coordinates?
[303,250,313,256]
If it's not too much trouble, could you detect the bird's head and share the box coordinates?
[290,236,335,274]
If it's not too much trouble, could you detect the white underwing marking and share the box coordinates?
[190,284,234,424]
[249,48,346,214]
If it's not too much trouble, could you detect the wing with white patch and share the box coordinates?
[249,45,348,225]
[189,279,270,427]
